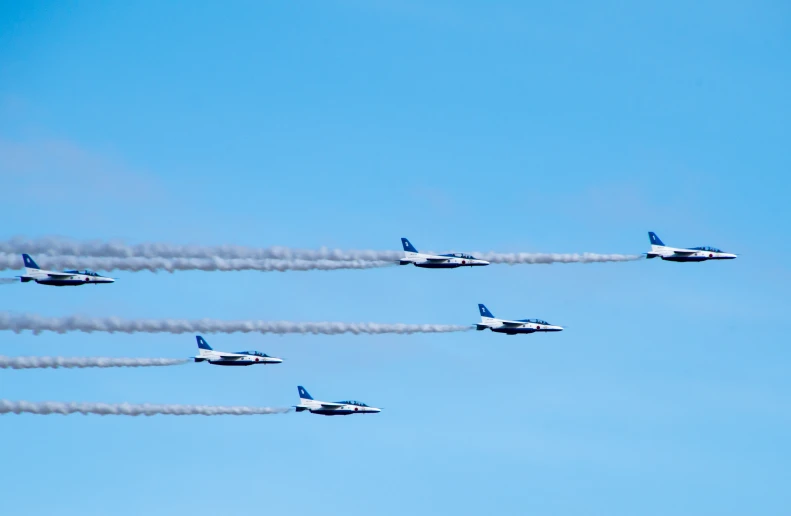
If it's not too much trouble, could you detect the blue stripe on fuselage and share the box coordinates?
[208,360,255,366]
[414,263,463,269]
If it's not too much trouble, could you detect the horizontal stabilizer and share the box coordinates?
[475,324,489,331]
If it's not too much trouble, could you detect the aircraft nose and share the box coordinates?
[272,358,284,364]
[479,260,490,266]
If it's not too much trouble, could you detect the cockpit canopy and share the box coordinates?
[441,253,477,260]
[520,319,550,325]
[690,246,722,252]
[64,269,102,277]
[235,351,270,357]
[336,400,368,407]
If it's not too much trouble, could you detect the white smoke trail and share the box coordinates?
[475,252,643,264]
[0,237,640,264]
[0,237,402,261]
[0,355,188,369]
[0,254,394,273]
[0,313,472,335]
[0,399,290,416]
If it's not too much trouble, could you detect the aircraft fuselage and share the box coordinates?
[647,248,737,262]
[21,274,115,287]
[301,406,381,416]
[406,260,487,269]
[646,233,736,263]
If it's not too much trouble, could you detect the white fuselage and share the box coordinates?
[647,245,737,262]
[477,316,564,335]
[21,267,115,286]
[195,348,283,366]
[400,251,490,269]
[296,398,381,416]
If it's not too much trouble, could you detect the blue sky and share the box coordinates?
[1,1,789,514]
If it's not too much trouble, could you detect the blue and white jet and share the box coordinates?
[192,336,283,366]
[475,304,564,335]
[398,238,490,268]
[294,386,381,416]
[646,232,737,262]
[18,254,115,286]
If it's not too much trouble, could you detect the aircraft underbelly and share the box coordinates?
[492,328,535,334]
[662,256,708,262]
[415,263,461,269]
[36,279,86,286]
[312,409,354,416]
[209,361,254,366]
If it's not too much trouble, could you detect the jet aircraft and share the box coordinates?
[18,254,115,286]
[646,232,737,262]
[398,238,490,268]
[475,304,564,335]
[192,336,283,366]
[294,386,381,416]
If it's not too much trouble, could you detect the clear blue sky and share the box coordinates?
[1,2,789,515]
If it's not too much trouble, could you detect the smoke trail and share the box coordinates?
[0,254,394,273]
[0,355,189,369]
[0,237,642,266]
[0,313,472,336]
[0,399,290,416]
[0,237,402,262]
[476,252,644,264]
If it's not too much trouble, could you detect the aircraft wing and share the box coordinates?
[46,272,76,278]
[500,320,527,327]
[425,257,450,262]
[214,353,245,359]
[672,250,696,255]
[320,402,345,408]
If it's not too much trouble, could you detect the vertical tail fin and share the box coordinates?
[196,335,213,351]
[401,238,418,253]
[297,386,313,400]
[22,254,41,270]
[478,304,495,319]
[648,232,665,247]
